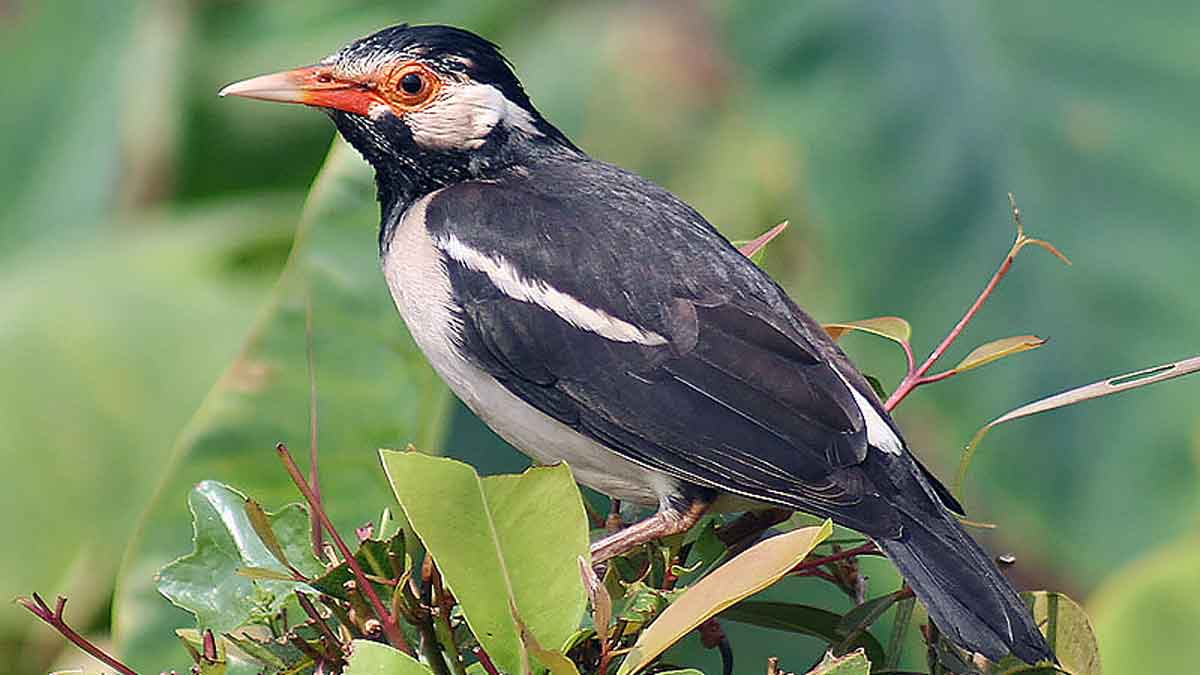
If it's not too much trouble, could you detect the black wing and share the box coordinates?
[425,168,931,534]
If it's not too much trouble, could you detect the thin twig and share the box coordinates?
[305,293,324,554]
[296,593,343,661]
[790,542,881,574]
[884,194,1067,411]
[431,565,468,675]
[17,593,138,675]
[276,442,413,655]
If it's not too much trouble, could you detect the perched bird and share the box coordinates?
[221,24,1054,664]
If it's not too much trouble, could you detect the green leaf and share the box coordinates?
[823,317,913,345]
[806,649,871,675]
[344,639,436,675]
[309,530,405,601]
[990,592,1099,675]
[156,481,321,633]
[950,336,1047,375]
[175,629,267,675]
[381,451,590,675]
[720,601,885,664]
[617,521,832,675]
[113,140,457,673]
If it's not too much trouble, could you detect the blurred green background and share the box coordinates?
[2,1,1198,673]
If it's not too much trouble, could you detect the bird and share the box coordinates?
[220,24,1054,665]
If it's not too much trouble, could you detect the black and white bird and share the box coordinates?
[221,24,1054,665]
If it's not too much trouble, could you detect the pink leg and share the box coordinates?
[590,500,709,563]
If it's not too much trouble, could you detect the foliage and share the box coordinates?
[7,2,1200,672]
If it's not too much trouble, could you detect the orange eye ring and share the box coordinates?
[384,63,441,110]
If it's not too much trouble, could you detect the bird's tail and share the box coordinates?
[875,503,1055,665]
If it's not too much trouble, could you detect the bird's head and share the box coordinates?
[221,24,575,202]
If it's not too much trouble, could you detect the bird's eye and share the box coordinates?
[400,72,424,95]
[383,63,440,110]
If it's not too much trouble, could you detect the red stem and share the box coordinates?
[18,594,138,675]
[884,247,1018,412]
[276,443,413,656]
[473,646,502,675]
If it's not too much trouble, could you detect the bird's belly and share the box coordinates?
[381,194,675,507]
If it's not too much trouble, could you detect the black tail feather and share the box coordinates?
[875,506,1054,665]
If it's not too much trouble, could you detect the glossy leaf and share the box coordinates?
[992,592,1099,675]
[955,355,1200,496]
[823,318,913,346]
[950,336,1047,375]
[720,601,884,663]
[382,451,590,675]
[344,640,435,675]
[617,521,832,675]
[113,140,456,673]
[156,481,321,633]
[309,530,405,601]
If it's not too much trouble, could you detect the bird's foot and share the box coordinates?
[589,498,709,563]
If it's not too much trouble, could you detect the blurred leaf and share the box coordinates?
[0,1,137,255]
[381,452,590,675]
[1091,536,1200,675]
[617,521,832,675]
[806,649,870,675]
[113,140,456,673]
[956,355,1200,496]
[156,481,321,633]
[991,592,1099,675]
[824,318,913,345]
[719,601,884,663]
[344,639,434,675]
[951,336,1047,374]
[735,221,790,261]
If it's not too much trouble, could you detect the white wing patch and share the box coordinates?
[834,370,904,455]
[437,234,669,346]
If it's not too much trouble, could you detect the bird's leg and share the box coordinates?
[590,499,709,564]
[605,499,624,533]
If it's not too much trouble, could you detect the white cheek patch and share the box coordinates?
[437,234,668,347]
[833,369,904,455]
[406,83,543,150]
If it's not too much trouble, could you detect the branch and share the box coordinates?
[884,194,1068,411]
[276,442,413,656]
[17,593,138,675]
[790,542,881,574]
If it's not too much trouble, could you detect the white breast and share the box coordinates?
[381,191,677,507]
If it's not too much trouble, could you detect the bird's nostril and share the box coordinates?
[316,73,333,84]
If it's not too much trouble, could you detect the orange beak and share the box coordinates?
[218,65,384,116]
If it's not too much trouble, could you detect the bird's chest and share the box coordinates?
[379,192,671,506]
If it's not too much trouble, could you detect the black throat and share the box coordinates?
[328,110,578,253]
